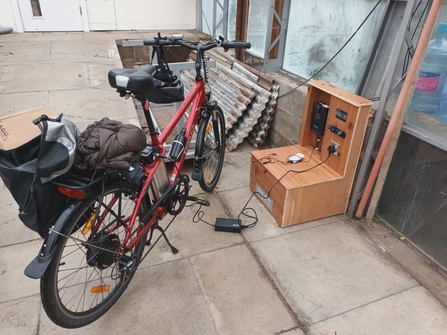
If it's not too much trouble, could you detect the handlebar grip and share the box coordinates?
[143,39,156,45]
[143,39,171,46]
[221,40,251,49]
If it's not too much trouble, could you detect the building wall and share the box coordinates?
[4,0,195,32]
[0,0,17,30]
[85,0,196,31]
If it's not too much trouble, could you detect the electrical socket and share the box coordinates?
[330,140,340,156]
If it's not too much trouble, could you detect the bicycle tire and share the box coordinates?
[196,105,226,192]
[40,180,149,328]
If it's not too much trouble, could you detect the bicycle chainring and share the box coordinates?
[168,175,190,216]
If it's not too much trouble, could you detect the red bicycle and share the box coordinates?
[24,34,250,328]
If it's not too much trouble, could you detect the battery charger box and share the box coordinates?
[215,218,242,233]
[0,106,56,151]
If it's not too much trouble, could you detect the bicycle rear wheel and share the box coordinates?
[196,105,226,192]
[40,180,149,328]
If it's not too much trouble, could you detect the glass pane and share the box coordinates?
[406,3,447,142]
[30,0,42,17]
[228,0,237,40]
[201,0,213,36]
[215,1,224,38]
[247,0,269,57]
[283,0,385,92]
[376,132,447,270]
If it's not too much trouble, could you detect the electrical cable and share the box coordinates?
[368,0,429,102]
[277,0,383,100]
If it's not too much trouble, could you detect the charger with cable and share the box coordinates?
[288,153,304,164]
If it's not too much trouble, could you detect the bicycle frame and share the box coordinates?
[96,78,208,252]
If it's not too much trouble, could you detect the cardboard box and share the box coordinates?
[0,106,56,151]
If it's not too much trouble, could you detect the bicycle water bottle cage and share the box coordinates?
[108,65,156,99]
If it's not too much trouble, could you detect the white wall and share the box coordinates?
[0,0,17,30]
[86,0,196,31]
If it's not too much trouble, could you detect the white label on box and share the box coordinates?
[256,184,273,212]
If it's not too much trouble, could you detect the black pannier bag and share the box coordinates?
[147,42,185,104]
[0,115,80,237]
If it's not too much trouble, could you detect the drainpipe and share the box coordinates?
[0,27,13,34]
[355,0,442,219]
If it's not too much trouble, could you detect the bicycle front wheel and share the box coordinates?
[40,180,149,328]
[196,105,226,192]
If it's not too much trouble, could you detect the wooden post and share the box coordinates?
[269,0,284,60]
[235,0,249,60]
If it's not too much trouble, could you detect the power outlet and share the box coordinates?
[330,140,340,156]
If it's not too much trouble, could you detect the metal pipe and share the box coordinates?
[355,0,442,219]
[0,27,13,35]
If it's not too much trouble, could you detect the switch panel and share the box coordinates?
[329,125,346,138]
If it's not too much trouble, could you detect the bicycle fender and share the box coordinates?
[24,200,84,279]
[192,105,214,181]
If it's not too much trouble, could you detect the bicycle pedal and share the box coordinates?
[196,196,210,206]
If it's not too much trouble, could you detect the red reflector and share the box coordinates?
[57,186,85,199]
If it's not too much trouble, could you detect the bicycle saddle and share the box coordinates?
[108,65,156,96]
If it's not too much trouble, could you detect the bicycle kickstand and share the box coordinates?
[146,222,179,254]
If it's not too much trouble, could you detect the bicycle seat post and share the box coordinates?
[142,99,160,146]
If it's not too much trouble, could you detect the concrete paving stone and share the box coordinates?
[191,243,298,335]
[48,88,139,130]
[0,63,89,93]
[0,32,84,42]
[39,258,217,335]
[281,328,306,335]
[306,285,447,335]
[251,220,419,324]
[138,192,243,269]
[87,63,123,90]
[214,148,252,192]
[0,200,39,247]
[0,41,50,66]
[358,219,447,307]
[50,40,121,64]
[0,240,42,302]
[0,91,49,116]
[217,186,341,243]
[0,295,41,335]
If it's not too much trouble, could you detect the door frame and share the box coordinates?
[12,0,89,33]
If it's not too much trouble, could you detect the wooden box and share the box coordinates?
[250,81,372,227]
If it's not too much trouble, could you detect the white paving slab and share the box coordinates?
[0,63,89,93]
[252,220,419,323]
[0,91,49,116]
[191,244,298,335]
[39,259,217,335]
[0,41,50,66]
[0,240,41,303]
[138,192,244,269]
[0,296,41,335]
[307,285,447,335]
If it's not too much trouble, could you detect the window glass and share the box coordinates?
[247,0,269,57]
[283,0,385,92]
[228,0,237,40]
[30,0,42,17]
[406,4,447,143]
[201,0,213,36]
